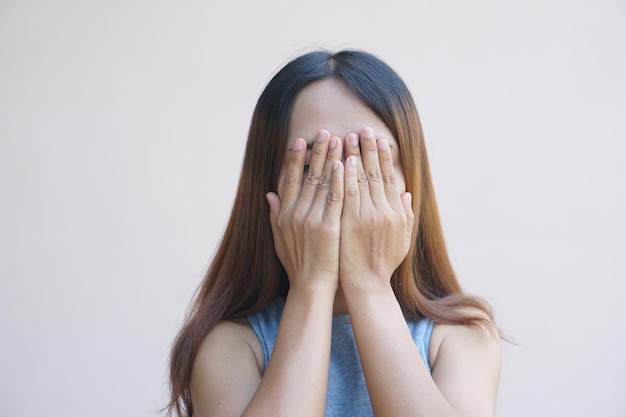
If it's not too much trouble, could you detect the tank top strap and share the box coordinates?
[406,316,435,373]
[247,297,285,368]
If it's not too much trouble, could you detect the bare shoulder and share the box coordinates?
[194,319,264,373]
[429,309,501,368]
[428,310,502,417]
[190,319,264,417]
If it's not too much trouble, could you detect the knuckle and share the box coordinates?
[383,174,397,185]
[292,209,306,224]
[287,151,301,163]
[276,214,288,229]
[347,186,360,198]
[305,170,321,185]
[317,175,331,191]
[311,145,326,160]
[327,190,341,203]
[320,223,339,238]
[310,145,326,157]
[283,174,300,187]
[363,141,377,152]
[367,168,383,182]
[303,216,319,232]
[357,173,369,184]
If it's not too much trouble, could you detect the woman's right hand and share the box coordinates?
[266,130,344,292]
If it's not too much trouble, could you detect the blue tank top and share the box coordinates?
[247,297,434,417]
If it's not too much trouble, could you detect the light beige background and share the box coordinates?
[1,1,625,416]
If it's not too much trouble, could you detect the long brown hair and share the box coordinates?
[167,50,495,417]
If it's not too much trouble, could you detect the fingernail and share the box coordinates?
[349,156,357,167]
[316,130,327,142]
[330,137,337,149]
[332,160,340,170]
[362,127,374,139]
[378,139,389,151]
[292,139,303,150]
[348,133,358,147]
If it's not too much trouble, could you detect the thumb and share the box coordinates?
[266,192,281,232]
[401,192,415,236]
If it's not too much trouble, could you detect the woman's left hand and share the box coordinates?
[339,127,415,290]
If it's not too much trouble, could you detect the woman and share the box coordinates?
[168,50,501,417]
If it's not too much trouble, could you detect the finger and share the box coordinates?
[322,159,344,222]
[377,138,403,211]
[311,136,343,214]
[280,138,307,208]
[266,192,282,241]
[359,127,386,205]
[343,155,360,217]
[299,130,331,206]
[344,132,369,201]
[402,192,415,243]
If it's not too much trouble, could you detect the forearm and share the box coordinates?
[242,283,335,417]
[344,281,459,417]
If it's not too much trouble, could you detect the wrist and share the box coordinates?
[339,272,393,296]
[341,279,400,319]
[288,276,339,299]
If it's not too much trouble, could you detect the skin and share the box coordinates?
[190,79,501,417]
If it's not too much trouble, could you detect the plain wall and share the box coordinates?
[1,1,625,416]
